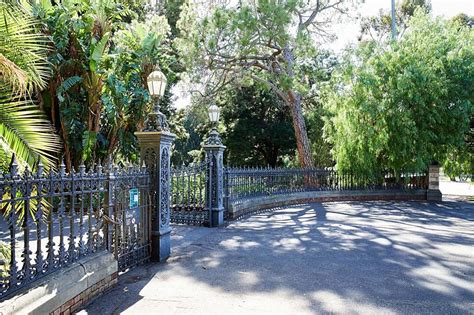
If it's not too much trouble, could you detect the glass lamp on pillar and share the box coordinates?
[208,103,220,123]
[143,66,169,132]
[205,103,223,145]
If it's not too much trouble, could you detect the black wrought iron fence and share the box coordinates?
[170,160,210,226]
[225,167,428,203]
[0,158,151,300]
[109,164,151,271]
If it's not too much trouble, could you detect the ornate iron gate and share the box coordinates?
[109,165,152,271]
[170,161,210,226]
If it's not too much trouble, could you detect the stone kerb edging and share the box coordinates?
[0,251,118,315]
[227,190,427,220]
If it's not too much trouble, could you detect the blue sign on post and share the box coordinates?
[129,188,139,208]
[128,188,139,224]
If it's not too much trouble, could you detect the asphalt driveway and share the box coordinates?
[81,200,474,314]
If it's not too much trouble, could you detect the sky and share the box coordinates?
[330,0,474,50]
[172,0,473,110]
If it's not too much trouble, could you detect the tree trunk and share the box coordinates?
[287,90,314,168]
[283,45,314,168]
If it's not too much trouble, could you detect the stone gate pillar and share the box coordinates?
[135,106,176,262]
[427,164,442,201]
[203,128,226,227]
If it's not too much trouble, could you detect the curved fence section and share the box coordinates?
[225,167,427,204]
[170,161,210,226]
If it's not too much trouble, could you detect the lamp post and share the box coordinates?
[203,103,225,227]
[143,66,169,132]
[135,65,175,262]
[205,103,222,146]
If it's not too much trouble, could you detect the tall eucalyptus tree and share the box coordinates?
[176,0,353,168]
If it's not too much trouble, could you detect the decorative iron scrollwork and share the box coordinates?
[211,154,218,205]
[217,154,224,206]
[160,147,170,228]
[0,155,153,299]
[143,101,169,132]
[204,128,222,145]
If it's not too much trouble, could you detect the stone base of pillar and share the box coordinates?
[427,164,442,202]
[211,208,225,227]
[151,228,171,262]
[427,189,442,202]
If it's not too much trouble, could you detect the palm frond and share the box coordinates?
[0,53,29,94]
[0,89,60,168]
[0,3,51,94]
[0,143,8,170]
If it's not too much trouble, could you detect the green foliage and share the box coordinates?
[323,12,474,175]
[443,148,473,181]
[0,2,60,169]
[176,0,351,167]
[103,14,179,162]
[220,85,296,167]
[171,100,209,166]
[34,0,176,167]
[306,107,334,168]
[0,3,51,92]
[0,94,59,168]
[175,0,307,91]
[163,0,185,38]
[298,50,338,167]
[359,0,431,42]
[450,13,474,28]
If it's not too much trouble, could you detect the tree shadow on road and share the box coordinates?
[82,200,474,314]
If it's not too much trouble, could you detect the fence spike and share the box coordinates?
[107,156,113,171]
[113,161,119,174]
[79,161,86,176]
[60,158,66,176]
[9,154,18,176]
[37,159,44,177]
[97,161,103,175]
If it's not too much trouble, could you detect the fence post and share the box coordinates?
[135,107,176,262]
[203,128,226,227]
[427,164,442,201]
[223,167,229,217]
[104,161,114,254]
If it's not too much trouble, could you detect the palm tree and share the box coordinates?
[0,2,60,170]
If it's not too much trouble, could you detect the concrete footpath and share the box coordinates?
[440,180,473,200]
[80,200,474,314]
